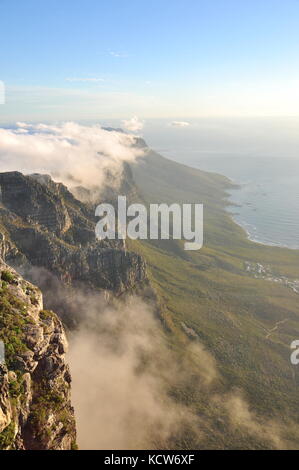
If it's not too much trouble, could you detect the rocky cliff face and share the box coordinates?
[0,260,76,450]
[0,169,147,449]
[0,172,146,311]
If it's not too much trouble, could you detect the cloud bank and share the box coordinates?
[122,116,144,132]
[68,296,199,450]
[0,122,144,192]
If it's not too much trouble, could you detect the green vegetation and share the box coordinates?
[30,388,65,428]
[0,283,30,370]
[0,422,15,450]
[129,151,299,448]
[29,379,75,445]
[40,309,55,321]
[0,266,76,449]
[1,270,15,284]
[9,376,24,399]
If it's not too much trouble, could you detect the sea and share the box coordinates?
[141,118,299,250]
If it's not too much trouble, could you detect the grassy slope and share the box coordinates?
[128,150,299,448]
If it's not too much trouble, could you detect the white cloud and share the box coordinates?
[66,77,104,83]
[109,51,128,58]
[170,121,190,127]
[0,122,144,192]
[122,116,144,132]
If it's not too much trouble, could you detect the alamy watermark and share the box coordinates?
[95,196,203,251]
[0,81,5,104]
[291,340,299,365]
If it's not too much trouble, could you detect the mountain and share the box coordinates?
[0,168,149,450]
[0,260,76,450]
[128,147,299,448]
[0,171,147,326]
[1,140,299,449]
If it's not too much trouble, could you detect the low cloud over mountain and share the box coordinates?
[0,122,144,191]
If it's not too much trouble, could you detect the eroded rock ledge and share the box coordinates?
[0,171,147,296]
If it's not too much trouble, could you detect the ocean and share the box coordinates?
[142,119,299,250]
[179,155,299,250]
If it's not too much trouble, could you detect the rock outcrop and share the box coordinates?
[0,171,146,297]
[0,260,76,450]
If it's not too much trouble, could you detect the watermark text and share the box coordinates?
[95,196,203,251]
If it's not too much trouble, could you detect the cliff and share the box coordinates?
[0,259,76,450]
[0,171,147,324]
[0,169,148,449]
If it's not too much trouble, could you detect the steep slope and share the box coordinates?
[0,171,146,324]
[129,148,299,448]
[0,259,76,450]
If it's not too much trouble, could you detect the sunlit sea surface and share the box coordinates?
[183,155,299,250]
[141,121,299,250]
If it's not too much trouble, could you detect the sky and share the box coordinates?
[1,0,299,122]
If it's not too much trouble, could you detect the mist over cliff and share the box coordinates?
[68,290,285,450]
[68,296,197,449]
[0,122,144,197]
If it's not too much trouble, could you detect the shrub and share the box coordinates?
[1,271,15,284]
[0,422,15,450]
[40,309,54,320]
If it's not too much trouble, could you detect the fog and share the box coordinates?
[19,256,289,449]
[0,122,144,194]
[68,296,199,450]
[66,291,287,449]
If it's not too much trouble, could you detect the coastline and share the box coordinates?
[225,185,299,251]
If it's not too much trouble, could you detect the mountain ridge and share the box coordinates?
[0,170,147,326]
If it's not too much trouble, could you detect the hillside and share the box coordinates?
[129,148,299,449]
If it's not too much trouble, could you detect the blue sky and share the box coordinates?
[1,0,299,122]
